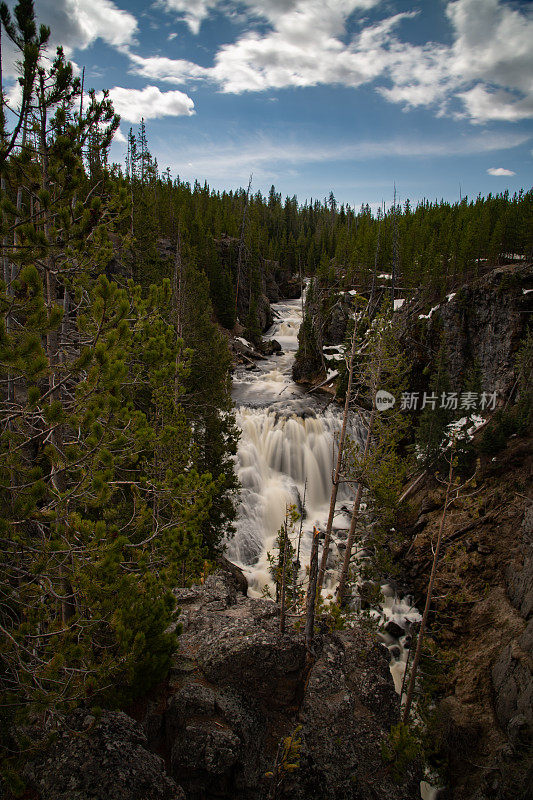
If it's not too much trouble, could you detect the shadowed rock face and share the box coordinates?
[401,449,533,800]
[139,570,420,800]
[400,263,532,399]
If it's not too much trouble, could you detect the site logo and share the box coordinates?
[375,390,396,411]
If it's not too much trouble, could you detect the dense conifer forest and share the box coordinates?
[0,2,532,793]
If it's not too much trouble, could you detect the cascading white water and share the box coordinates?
[230,294,350,595]
[228,408,346,592]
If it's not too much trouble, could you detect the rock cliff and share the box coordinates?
[399,435,532,800]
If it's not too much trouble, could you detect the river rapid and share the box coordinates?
[229,293,422,695]
[229,296,350,595]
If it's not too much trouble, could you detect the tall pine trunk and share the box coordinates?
[305,526,320,658]
[402,443,455,723]
[336,405,376,603]
[317,319,359,593]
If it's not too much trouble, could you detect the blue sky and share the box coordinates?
[6,0,533,208]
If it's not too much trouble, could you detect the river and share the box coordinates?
[229,296,351,595]
[229,292,421,693]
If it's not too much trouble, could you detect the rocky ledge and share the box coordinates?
[23,568,421,800]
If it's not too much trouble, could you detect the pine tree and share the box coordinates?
[0,13,214,744]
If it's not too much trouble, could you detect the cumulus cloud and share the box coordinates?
[128,53,209,85]
[130,0,533,124]
[113,127,127,144]
[1,0,138,86]
[38,0,138,54]
[487,167,516,176]
[457,86,533,123]
[104,86,195,123]
[446,0,533,121]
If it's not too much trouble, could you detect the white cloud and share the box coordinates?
[38,0,138,54]
[457,85,533,123]
[210,9,411,94]
[113,127,127,144]
[104,86,195,123]
[1,0,138,87]
[487,167,516,176]
[131,0,533,124]
[446,0,533,122]
[128,53,209,85]
[132,5,412,94]
[157,0,222,35]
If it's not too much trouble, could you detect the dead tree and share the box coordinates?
[317,317,360,593]
[305,526,320,657]
[234,173,252,320]
[279,517,288,634]
[335,404,376,604]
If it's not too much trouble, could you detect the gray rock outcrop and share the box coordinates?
[24,710,185,800]
[22,570,420,800]
[139,570,420,800]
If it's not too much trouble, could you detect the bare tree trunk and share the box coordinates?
[1,174,13,405]
[305,526,320,656]
[402,445,455,724]
[336,406,376,604]
[173,228,183,404]
[299,253,304,317]
[279,518,288,634]
[391,185,399,305]
[293,479,306,597]
[317,320,359,593]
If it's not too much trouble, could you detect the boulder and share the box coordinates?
[23,710,185,800]
[216,556,248,596]
[384,620,406,639]
[257,338,282,356]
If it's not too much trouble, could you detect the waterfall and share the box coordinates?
[230,294,353,594]
[228,408,345,588]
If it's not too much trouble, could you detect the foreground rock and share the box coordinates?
[24,710,185,800]
[138,570,420,800]
[22,570,420,799]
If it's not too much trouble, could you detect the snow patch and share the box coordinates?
[418,305,440,320]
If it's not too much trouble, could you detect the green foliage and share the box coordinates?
[382,722,421,783]
[265,505,304,608]
[265,724,303,794]
[0,7,219,766]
